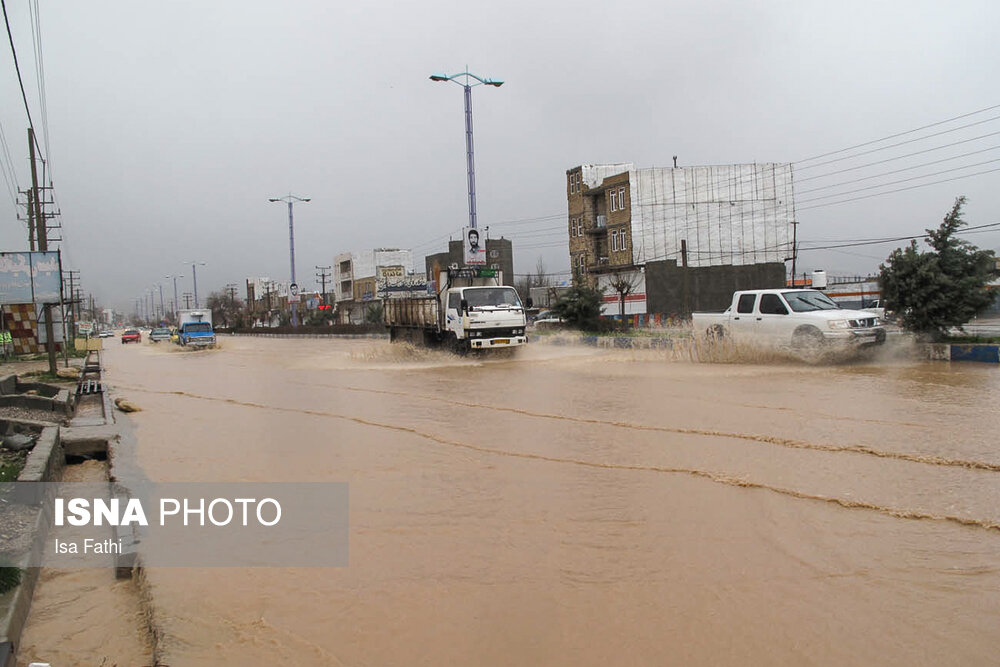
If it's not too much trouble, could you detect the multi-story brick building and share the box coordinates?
[566,163,794,316]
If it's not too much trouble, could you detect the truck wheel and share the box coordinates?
[450,334,469,356]
[792,327,825,360]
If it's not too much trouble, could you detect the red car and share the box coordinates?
[121,329,141,344]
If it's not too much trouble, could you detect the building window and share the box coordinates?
[619,230,628,250]
[618,186,627,210]
[569,174,575,194]
[609,189,619,212]
[611,229,619,252]
[489,250,500,258]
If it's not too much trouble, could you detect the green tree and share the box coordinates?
[552,283,604,330]
[205,290,244,327]
[879,197,996,338]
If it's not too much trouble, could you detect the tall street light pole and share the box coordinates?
[185,262,206,309]
[268,194,311,327]
[429,70,504,230]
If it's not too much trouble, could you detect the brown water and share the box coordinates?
[17,460,154,667]
[89,336,1000,665]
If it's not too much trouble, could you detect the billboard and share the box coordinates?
[0,251,62,304]
[463,227,486,266]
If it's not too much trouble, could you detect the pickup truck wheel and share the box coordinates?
[792,327,825,359]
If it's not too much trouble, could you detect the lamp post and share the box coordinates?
[268,194,311,327]
[165,275,183,320]
[429,70,504,230]
[185,262,206,308]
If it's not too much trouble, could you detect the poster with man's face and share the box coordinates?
[464,227,486,265]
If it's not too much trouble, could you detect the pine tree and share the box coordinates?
[879,197,996,338]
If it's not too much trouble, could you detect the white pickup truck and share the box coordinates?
[692,289,886,352]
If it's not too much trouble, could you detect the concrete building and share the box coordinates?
[424,238,514,289]
[334,249,417,324]
[566,163,794,316]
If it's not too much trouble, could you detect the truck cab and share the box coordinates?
[176,310,217,348]
[443,285,528,350]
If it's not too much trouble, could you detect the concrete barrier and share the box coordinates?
[0,427,64,658]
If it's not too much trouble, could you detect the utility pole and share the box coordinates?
[315,265,331,304]
[225,283,238,326]
[64,269,79,341]
[680,239,690,317]
[185,262,205,309]
[790,220,799,286]
[29,129,57,374]
[165,274,183,321]
[20,189,36,251]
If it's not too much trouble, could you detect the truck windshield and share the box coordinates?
[464,287,522,309]
[185,322,212,332]
[782,291,840,312]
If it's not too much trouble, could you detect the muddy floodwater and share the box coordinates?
[84,336,1000,665]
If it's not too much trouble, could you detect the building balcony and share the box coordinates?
[586,216,608,235]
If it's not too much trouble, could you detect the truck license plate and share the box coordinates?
[493,339,510,345]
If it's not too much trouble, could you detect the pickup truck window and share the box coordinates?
[184,322,212,332]
[737,294,757,314]
[759,294,788,315]
[783,290,840,312]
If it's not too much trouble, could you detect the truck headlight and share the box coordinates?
[828,320,851,330]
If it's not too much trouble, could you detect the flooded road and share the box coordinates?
[100,336,1000,666]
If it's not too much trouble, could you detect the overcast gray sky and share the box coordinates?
[1,0,998,311]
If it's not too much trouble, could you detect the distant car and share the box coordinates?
[860,300,887,321]
[531,309,565,329]
[149,327,172,343]
[97,330,114,338]
[121,329,141,344]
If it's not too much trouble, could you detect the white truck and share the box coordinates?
[383,267,529,353]
[176,309,217,348]
[692,289,886,353]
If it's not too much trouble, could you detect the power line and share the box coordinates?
[28,0,49,164]
[796,158,1000,204]
[2,0,42,157]
[796,103,1000,163]
[795,114,1000,171]
[795,131,1000,183]
[798,166,1000,211]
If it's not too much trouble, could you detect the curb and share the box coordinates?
[539,335,1000,363]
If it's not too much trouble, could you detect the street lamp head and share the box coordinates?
[486,79,504,87]
[302,198,311,202]
[429,74,450,81]
[268,198,280,202]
